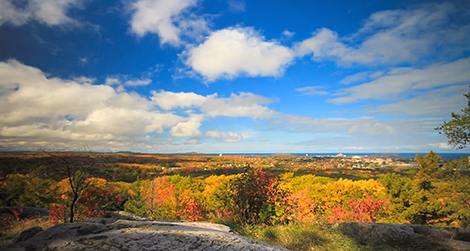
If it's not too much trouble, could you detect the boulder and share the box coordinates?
[15,226,43,243]
[334,222,470,251]
[2,219,288,251]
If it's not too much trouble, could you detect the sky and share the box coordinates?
[0,0,469,153]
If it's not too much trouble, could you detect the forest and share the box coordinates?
[1,151,469,248]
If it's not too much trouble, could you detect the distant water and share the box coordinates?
[222,153,469,160]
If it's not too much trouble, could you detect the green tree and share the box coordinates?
[415,151,441,191]
[379,173,414,223]
[124,180,152,218]
[405,152,453,225]
[435,88,470,149]
[0,171,57,208]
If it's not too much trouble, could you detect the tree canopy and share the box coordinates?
[435,88,470,149]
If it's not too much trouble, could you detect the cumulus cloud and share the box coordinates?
[0,0,88,26]
[170,115,203,137]
[0,60,187,149]
[295,86,328,96]
[205,129,243,142]
[295,3,470,66]
[129,0,209,45]
[151,90,209,110]
[151,91,277,119]
[329,57,470,104]
[184,27,295,81]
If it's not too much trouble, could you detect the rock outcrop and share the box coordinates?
[0,207,50,220]
[2,216,288,251]
[334,222,470,251]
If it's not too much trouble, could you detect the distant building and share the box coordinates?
[336,153,344,157]
[219,153,223,157]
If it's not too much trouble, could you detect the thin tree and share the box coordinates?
[43,150,99,223]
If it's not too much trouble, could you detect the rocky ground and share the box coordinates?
[1,212,288,251]
[334,222,470,251]
[2,210,470,251]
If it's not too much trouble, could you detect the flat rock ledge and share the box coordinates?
[2,217,288,251]
[334,222,470,251]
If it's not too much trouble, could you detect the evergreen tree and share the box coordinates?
[435,87,470,149]
[405,152,452,225]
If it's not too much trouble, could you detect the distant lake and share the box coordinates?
[221,153,470,160]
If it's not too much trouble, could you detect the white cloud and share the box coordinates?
[295,86,328,96]
[0,0,87,27]
[339,70,384,85]
[0,60,186,149]
[104,75,152,87]
[129,0,209,45]
[282,30,295,38]
[348,123,397,135]
[342,146,364,150]
[184,27,295,81]
[105,77,121,86]
[329,58,470,104]
[170,115,203,137]
[200,92,276,119]
[265,114,439,137]
[151,90,209,110]
[73,76,96,85]
[295,3,470,66]
[125,79,152,86]
[151,91,277,119]
[78,57,88,65]
[366,84,469,117]
[205,129,243,142]
[226,0,245,12]
[428,143,452,149]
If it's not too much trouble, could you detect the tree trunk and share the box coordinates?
[70,194,78,223]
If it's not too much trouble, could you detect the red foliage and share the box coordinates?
[49,203,66,224]
[178,195,205,221]
[329,195,389,223]
[12,207,23,221]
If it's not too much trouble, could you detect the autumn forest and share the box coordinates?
[1,151,469,237]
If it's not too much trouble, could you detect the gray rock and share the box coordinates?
[0,207,50,220]
[2,219,288,251]
[333,222,470,251]
[15,227,43,243]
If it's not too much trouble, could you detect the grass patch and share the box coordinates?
[214,221,414,251]
[254,222,363,251]
[0,218,56,245]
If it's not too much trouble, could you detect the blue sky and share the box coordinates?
[0,0,469,153]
